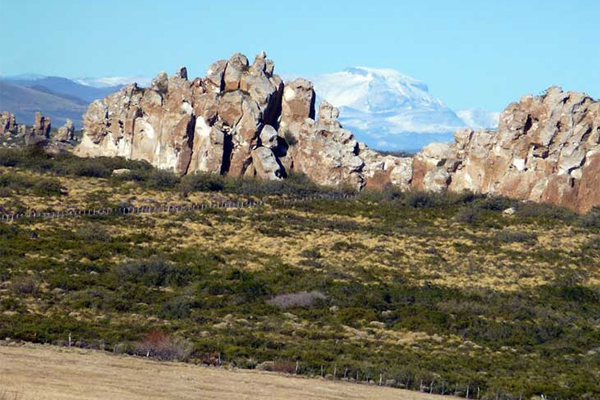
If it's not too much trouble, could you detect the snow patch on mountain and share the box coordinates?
[312,67,470,150]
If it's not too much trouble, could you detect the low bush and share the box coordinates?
[76,225,111,242]
[266,290,327,309]
[516,201,577,222]
[10,276,39,295]
[455,206,479,224]
[496,230,538,244]
[114,257,171,287]
[144,170,180,190]
[133,330,193,361]
[180,172,225,194]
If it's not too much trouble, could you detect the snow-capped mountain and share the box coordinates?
[312,67,496,151]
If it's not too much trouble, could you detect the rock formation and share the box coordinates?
[410,87,600,212]
[55,118,75,142]
[75,53,600,212]
[26,112,51,145]
[0,111,17,135]
[75,52,361,186]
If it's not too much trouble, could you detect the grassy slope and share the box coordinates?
[0,344,458,400]
[0,148,599,400]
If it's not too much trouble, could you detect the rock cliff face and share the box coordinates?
[76,53,600,212]
[411,87,600,212]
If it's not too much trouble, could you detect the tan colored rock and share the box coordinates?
[412,87,600,212]
[205,60,227,92]
[223,53,249,91]
[252,146,282,180]
[26,112,51,145]
[55,119,75,142]
[260,125,279,149]
[0,111,17,135]
[280,78,315,127]
[75,54,600,212]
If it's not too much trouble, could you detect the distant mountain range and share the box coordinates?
[312,67,499,151]
[0,75,122,127]
[0,71,498,150]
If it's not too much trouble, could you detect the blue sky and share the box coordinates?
[0,0,599,111]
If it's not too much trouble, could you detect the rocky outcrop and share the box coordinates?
[55,118,75,142]
[0,111,17,135]
[25,112,51,145]
[76,52,365,187]
[411,87,600,212]
[75,53,600,212]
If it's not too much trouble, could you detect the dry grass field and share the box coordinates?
[0,344,456,400]
[1,149,600,399]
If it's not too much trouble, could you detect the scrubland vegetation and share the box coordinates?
[1,147,599,400]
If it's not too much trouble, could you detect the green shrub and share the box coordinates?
[10,276,39,295]
[32,178,63,196]
[516,202,576,221]
[73,160,112,177]
[145,170,180,190]
[179,172,225,194]
[159,295,200,319]
[455,206,479,224]
[76,225,111,242]
[114,257,171,286]
[496,230,537,244]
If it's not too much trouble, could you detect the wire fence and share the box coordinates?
[0,193,356,223]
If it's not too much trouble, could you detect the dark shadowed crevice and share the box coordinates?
[221,133,233,175]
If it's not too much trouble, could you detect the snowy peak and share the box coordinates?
[313,67,445,115]
[312,67,468,150]
[312,66,499,150]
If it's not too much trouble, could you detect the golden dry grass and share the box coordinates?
[0,344,459,400]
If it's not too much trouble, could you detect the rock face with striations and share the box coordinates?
[76,53,600,212]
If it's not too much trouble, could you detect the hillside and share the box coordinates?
[0,148,599,399]
[0,81,87,127]
[3,76,122,103]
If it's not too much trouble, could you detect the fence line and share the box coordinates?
[0,193,357,223]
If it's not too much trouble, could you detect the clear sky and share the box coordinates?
[0,0,599,111]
